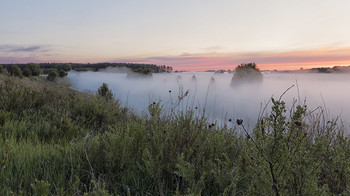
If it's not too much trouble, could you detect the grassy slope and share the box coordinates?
[0,74,349,195]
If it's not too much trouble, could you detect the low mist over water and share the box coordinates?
[68,69,350,126]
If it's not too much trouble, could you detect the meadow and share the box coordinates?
[0,71,350,195]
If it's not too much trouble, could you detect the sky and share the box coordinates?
[1,0,350,71]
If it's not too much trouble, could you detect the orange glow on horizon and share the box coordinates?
[171,62,350,72]
[157,47,350,71]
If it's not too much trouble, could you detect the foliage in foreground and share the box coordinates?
[0,74,349,195]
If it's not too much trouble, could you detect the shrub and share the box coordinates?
[231,62,263,86]
[27,63,41,76]
[9,65,23,78]
[97,83,114,102]
[234,95,350,195]
[0,110,10,126]
[59,70,67,77]
[47,70,58,81]
[22,67,32,77]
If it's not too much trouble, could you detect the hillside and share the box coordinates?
[0,73,349,195]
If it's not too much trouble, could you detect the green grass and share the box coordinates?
[0,73,350,195]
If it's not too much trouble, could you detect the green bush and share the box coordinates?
[0,110,10,126]
[97,83,114,102]
[22,67,32,77]
[27,63,41,76]
[9,65,23,78]
[46,70,58,81]
[59,70,67,77]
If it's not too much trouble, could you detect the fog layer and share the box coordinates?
[68,69,350,126]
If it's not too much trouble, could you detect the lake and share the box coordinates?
[68,69,350,128]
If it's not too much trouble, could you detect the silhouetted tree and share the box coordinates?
[231,63,263,87]
[98,83,114,102]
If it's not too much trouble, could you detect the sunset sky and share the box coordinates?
[1,0,350,71]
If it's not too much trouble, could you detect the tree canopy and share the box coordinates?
[46,70,58,81]
[9,65,23,78]
[231,63,263,86]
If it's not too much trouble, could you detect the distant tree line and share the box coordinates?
[0,63,173,77]
[309,66,350,73]
[0,63,70,81]
[64,63,172,73]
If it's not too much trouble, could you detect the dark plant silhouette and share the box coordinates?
[46,69,58,81]
[231,62,263,87]
[97,83,114,102]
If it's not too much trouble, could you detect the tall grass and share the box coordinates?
[0,74,349,195]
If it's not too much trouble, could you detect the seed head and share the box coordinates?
[236,119,243,125]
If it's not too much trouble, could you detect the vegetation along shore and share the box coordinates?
[0,63,350,195]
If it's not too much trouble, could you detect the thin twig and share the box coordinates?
[279,84,294,101]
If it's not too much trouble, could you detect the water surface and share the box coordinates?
[68,70,350,127]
